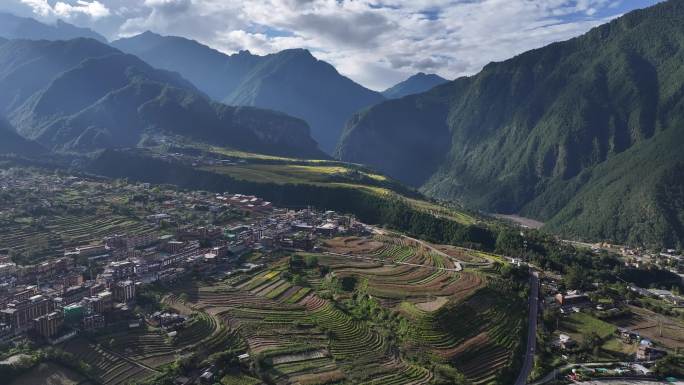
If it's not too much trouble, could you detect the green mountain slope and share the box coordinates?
[0,38,117,114]
[337,0,684,247]
[0,12,106,42]
[0,117,44,155]
[382,72,448,99]
[112,32,385,153]
[0,39,324,158]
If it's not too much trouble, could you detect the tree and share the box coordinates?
[304,255,318,268]
[564,264,585,290]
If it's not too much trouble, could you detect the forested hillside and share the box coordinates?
[337,0,684,247]
[0,38,324,158]
[113,32,384,153]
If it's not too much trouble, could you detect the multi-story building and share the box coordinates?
[85,291,113,313]
[81,314,105,330]
[17,258,73,283]
[33,311,63,338]
[62,285,89,305]
[1,295,54,331]
[113,280,136,303]
[106,261,135,279]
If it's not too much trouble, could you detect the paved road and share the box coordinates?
[515,271,540,385]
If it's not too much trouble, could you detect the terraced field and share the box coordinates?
[164,235,525,385]
[399,284,525,384]
[319,235,485,306]
[61,338,157,385]
[59,301,240,385]
[0,214,154,263]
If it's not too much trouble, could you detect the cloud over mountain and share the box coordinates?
[1,0,663,89]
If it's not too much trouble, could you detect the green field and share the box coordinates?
[191,146,480,226]
[560,312,616,341]
[163,235,526,384]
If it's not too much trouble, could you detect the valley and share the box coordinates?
[0,1,683,384]
[0,167,527,385]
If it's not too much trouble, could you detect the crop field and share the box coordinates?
[164,235,524,384]
[320,235,488,304]
[61,338,157,385]
[0,213,154,263]
[9,362,92,385]
[177,145,481,226]
[399,284,525,384]
[0,175,158,265]
[611,306,684,349]
[0,214,518,385]
[58,302,241,384]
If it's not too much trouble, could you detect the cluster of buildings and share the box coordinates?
[0,180,368,347]
[542,278,671,363]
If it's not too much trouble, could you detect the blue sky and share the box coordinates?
[0,0,665,90]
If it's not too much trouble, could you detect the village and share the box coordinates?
[1,168,683,384]
[0,168,368,352]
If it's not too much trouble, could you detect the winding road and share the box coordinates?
[515,270,540,385]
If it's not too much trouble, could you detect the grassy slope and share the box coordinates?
[185,144,479,226]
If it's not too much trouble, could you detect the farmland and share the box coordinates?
[9,362,91,385]
[162,234,527,384]
[0,168,529,385]
[0,213,154,265]
[0,174,156,265]
[59,303,244,385]
[141,144,481,226]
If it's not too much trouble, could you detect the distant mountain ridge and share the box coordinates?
[0,12,106,42]
[0,38,324,158]
[112,32,385,153]
[337,0,684,247]
[382,73,448,99]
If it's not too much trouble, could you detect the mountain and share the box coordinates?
[0,38,117,114]
[0,117,44,155]
[0,13,106,42]
[112,32,385,153]
[337,0,684,248]
[0,38,324,158]
[382,73,448,99]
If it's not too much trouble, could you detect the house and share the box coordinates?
[556,334,576,350]
[199,368,215,383]
[618,328,639,343]
[637,340,667,361]
[555,292,590,307]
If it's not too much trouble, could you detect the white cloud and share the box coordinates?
[6,0,663,89]
[55,1,111,19]
[20,0,110,20]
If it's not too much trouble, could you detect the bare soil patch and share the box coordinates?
[415,296,450,312]
[323,236,383,255]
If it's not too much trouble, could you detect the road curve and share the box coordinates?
[515,271,540,385]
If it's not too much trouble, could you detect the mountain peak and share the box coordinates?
[141,30,160,36]
[381,72,448,99]
[0,12,106,42]
[278,48,315,60]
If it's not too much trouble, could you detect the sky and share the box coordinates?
[0,0,664,90]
